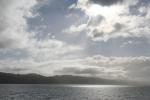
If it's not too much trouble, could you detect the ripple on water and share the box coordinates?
[0,84,149,100]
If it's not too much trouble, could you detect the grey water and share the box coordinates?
[0,84,150,100]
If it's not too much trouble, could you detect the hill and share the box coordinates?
[0,72,136,85]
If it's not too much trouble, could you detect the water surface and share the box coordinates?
[0,84,149,100]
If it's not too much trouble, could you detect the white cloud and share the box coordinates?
[0,0,38,48]
[0,0,84,75]
[65,0,150,41]
[27,39,83,62]
[85,55,150,82]
[0,59,38,74]
[31,55,150,83]
[0,0,83,55]
[120,40,141,47]
[63,24,86,35]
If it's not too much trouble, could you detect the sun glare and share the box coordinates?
[87,4,125,18]
[87,4,111,16]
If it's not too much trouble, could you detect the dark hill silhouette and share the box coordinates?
[0,72,136,85]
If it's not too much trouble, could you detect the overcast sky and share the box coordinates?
[0,0,150,84]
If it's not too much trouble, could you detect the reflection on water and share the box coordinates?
[0,84,149,100]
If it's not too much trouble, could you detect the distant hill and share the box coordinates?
[0,72,136,85]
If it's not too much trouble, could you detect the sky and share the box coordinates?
[0,0,150,84]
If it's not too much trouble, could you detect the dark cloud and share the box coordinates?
[55,67,101,76]
[90,0,123,6]
[114,23,124,31]
[0,67,30,74]
[92,29,105,38]
[0,40,12,48]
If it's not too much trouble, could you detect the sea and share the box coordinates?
[0,84,149,100]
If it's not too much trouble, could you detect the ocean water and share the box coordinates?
[0,84,150,100]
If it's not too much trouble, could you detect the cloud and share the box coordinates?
[91,0,123,6]
[0,0,84,75]
[0,59,37,74]
[87,15,104,26]
[86,55,150,82]
[28,39,83,61]
[0,0,150,85]
[53,55,150,83]
[55,67,103,76]
[1,52,150,83]
[63,24,87,35]
[0,0,38,48]
[65,0,150,41]
[0,0,83,57]
[120,40,141,48]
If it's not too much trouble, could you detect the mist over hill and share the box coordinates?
[0,72,139,85]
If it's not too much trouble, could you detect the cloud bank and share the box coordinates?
[1,55,150,83]
[54,55,150,83]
